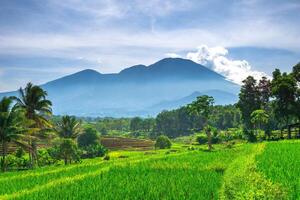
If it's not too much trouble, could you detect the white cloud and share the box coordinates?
[186,45,270,84]
[165,53,182,58]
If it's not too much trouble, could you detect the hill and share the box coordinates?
[0,58,239,117]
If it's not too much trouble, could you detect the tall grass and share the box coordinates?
[256,140,300,199]
[0,141,298,199]
[0,145,247,200]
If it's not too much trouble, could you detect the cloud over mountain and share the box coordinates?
[186,45,270,84]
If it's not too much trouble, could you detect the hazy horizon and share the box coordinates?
[1,0,300,92]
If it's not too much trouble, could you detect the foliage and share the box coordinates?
[77,127,99,148]
[271,69,297,138]
[37,149,58,166]
[155,135,171,149]
[196,133,208,145]
[80,144,107,159]
[13,82,52,168]
[243,129,257,142]
[55,115,82,139]
[187,95,214,150]
[58,139,80,165]
[237,76,261,129]
[4,154,30,170]
[0,97,28,171]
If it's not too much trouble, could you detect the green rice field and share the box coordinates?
[0,141,299,200]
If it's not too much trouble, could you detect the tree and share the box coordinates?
[155,135,171,149]
[0,97,28,171]
[130,117,143,132]
[59,139,80,165]
[13,82,52,167]
[271,69,297,139]
[55,115,82,139]
[187,95,214,150]
[258,76,271,109]
[237,76,261,129]
[77,127,99,148]
[292,63,300,137]
[251,109,269,138]
[54,116,82,165]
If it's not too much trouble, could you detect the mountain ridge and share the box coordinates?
[0,58,239,117]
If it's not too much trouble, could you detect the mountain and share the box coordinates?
[0,58,240,117]
[149,90,237,114]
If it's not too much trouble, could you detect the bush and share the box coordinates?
[59,139,81,165]
[77,127,99,148]
[15,147,25,158]
[212,136,220,144]
[103,154,110,161]
[196,133,208,145]
[81,144,107,159]
[155,135,172,149]
[5,154,30,170]
[38,149,59,166]
[244,129,257,142]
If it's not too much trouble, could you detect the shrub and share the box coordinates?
[38,149,58,166]
[59,139,81,165]
[5,154,30,170]
[77,127,99,148]
[211,136,220,144]
[15,147,25,158]
[155,135,172,149]
[103,154,110,161]
[196,133,208,145]
[243,129,257,142]
[81,144,107,159]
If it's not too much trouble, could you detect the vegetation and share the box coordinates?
[0,63,300,199]
[188,95,214,150]
[0,141,298,199]
[154,135,171,149]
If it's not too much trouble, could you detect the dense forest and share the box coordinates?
[0,63,299,172]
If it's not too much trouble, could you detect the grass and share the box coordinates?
[256,140,300,199]
[0,141,299,199]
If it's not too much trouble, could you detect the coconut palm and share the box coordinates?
[55,115,82,139]
[54,115,82,165]
[0,97,28,171]
[13,82,52,167]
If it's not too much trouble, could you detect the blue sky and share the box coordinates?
[0,0,300,91]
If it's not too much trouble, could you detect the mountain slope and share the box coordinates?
[0,58,240,117]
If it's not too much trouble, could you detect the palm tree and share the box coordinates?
[55,115,82,139]
[13,82,52,167]
[0,97,28,172]
[54,116,82,165]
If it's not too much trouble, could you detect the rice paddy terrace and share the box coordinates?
[0,140,299,200]
[0,136,154,155]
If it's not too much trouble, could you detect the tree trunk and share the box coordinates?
[64,156,68,165]
[284,116,291,139]
[1,141,7,172]
[28,140,33,168]
[287,125,291,139]
[207,131,212,151]
[32,141,38,167]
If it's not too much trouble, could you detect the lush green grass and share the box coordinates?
[0,141,299,199]
[256,140,300,199]
[0,144,248,200]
